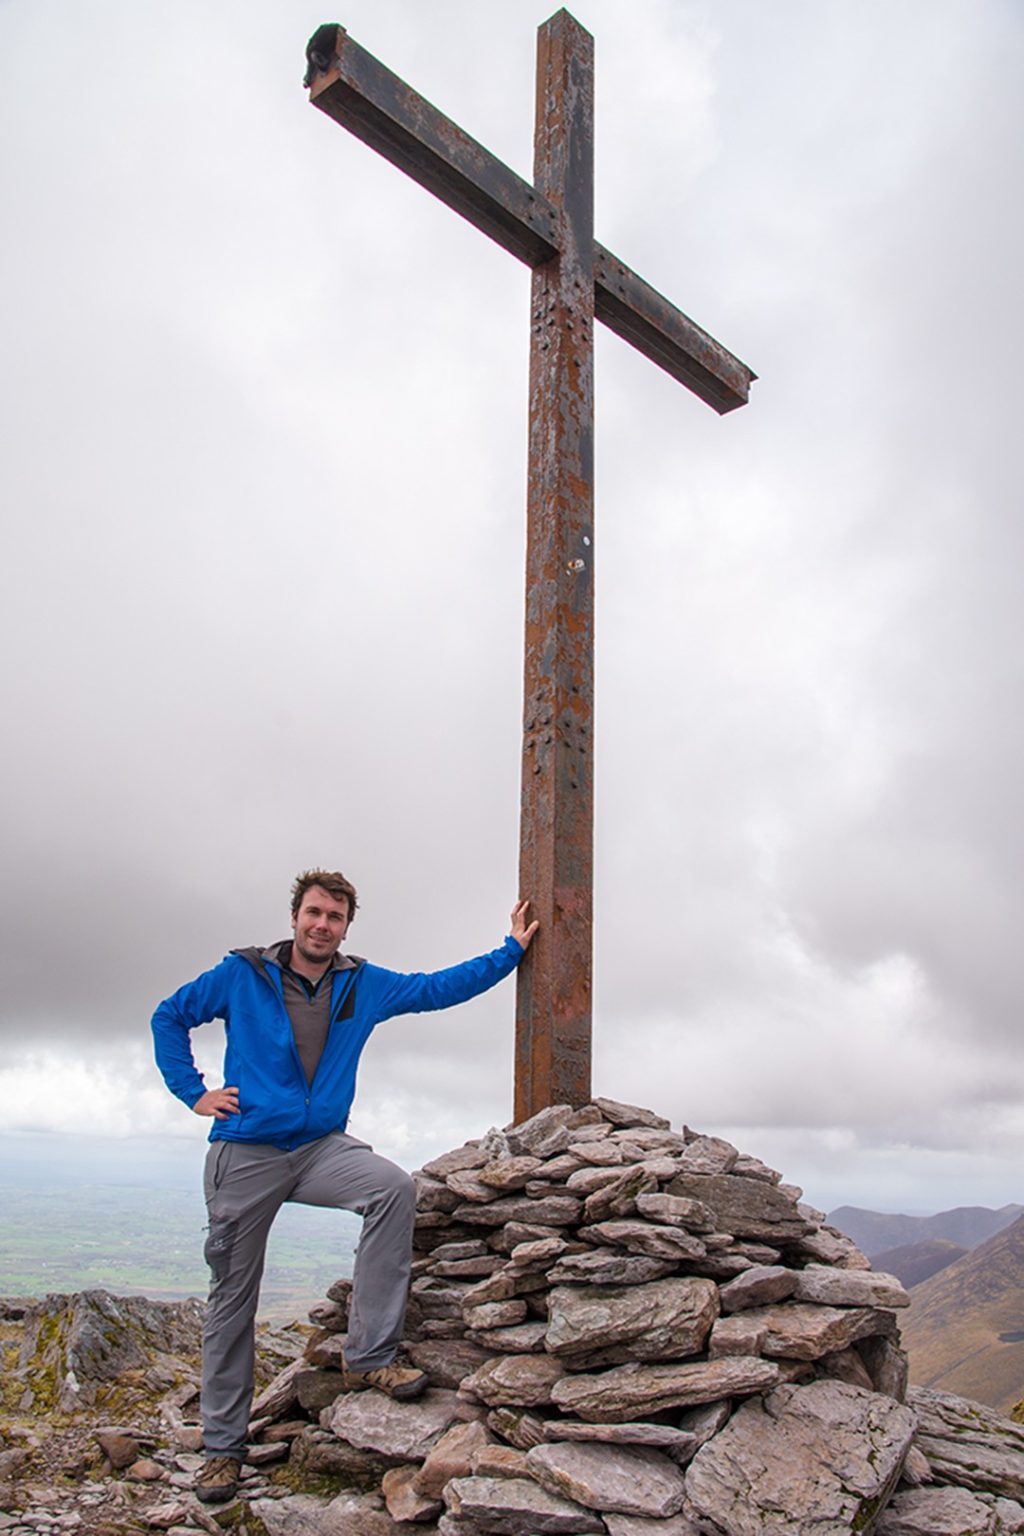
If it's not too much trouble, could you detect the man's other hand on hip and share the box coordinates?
[193,1087,240,1120]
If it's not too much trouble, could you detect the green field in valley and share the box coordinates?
[0,1179,359,1322]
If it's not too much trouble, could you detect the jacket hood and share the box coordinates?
[232,942,362,975]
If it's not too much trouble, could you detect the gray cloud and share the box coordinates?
[1,0,1022,1213]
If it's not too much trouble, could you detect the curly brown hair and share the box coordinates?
[290,869,359,922]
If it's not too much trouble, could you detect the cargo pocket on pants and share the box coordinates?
[204,1216,238,1282]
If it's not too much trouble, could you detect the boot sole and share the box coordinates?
[196,1484,239,1504]
[386,1382,428,1400]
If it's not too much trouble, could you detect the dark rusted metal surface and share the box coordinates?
[595,244,755,414]
[308,26,559,267]
[303,12,755,1119]
[305,24,755,413]
[514,11,595,1118]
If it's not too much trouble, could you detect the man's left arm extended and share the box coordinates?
[368,899,538,1021]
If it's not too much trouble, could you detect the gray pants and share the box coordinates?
[201,1132,416,1460]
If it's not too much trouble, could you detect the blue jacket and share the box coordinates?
[151,936,524,1150]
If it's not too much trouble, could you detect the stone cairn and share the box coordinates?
[243,1099,1022,1534]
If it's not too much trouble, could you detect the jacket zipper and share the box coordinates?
[260,963,313,1139]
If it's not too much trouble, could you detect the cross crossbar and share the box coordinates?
[306,24,755,413]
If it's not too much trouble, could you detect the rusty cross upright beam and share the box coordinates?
[304,14,755,1123]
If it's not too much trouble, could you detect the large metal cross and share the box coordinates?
[304,11,755,1123]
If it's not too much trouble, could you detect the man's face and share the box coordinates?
[291,884,351,967]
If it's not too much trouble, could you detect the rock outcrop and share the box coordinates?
[3,1101,1024,1535]
[16,1289,205,1414]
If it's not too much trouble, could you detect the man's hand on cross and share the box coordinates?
[511,899,539,952]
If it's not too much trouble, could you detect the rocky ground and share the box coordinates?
[0,1291,309,1536]
[4,1100,1024,1535]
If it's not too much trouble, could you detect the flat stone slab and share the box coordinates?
[428,1240,490,1261]
[472,1443,532,1478]
[249,1492,396,1536]
[571,1141,631,1167]
[568,1165,637,1194]
[531,1152,588,1180]
[414,1419,492,1497]
[678,1400,732,1446]
[875,1485,1005,1535]
[547,1252,675,1287]
[708,1312,768,1358]
[685,1379,916,1536]
[382,1464,444,1523]
[411,1278,475,1320]
[718,1264,798,1313]
[250,1357,305,1420]
[415,1177,464,1213]
[993,1497,1024,1534]
[446,1169,503,1203]
[461,1270,548,1306]
[665,1172,812,1241]
[546,1277,718,1362]
[508,1236,571,1267]
[791,1266,909,1309]
[591,1098,671,1129]
[747,1302,892,1361]
[583,1168,659,1222]
[603,1516,701,1536]
[909,1387,1024,1502]
[505,1104,576,1156]
[467,1321,549,1353]
[566,1122,616,1143]
[526,1441,687,1517]
[486,1407,548,1450]
[464,1300,527,1329]
[462,1353,566,1408]
[454,1195,582,1227]
[295,1367,348,1413]
[543,1420,698,1459]
[325,1387,468,1460]
[406,1338,492,1389]
[421,1146,488,1179]
[794,1226,872,1269]
[734,1153,783,1184]
[431,1255,505,1277]
[612,1127,689,1153]
[477,1156,545,1190]
[675,1136,739,1175]
[579,1220,706,1260]
[634,1192,714,1229]
[444,1474,605,1534]
[489,1220,567,1253]
[550,1356,782,1422]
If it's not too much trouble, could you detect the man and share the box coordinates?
[152,869,537,1505]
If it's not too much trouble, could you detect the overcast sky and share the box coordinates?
[1,0,1021,1217]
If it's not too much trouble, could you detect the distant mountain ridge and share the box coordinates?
[872,1237,968,1290]
[828,1202,1024,1258]
[901,1212,1024,1414]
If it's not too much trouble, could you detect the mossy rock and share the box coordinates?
[17,1290,202,1414]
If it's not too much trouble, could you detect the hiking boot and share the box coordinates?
[342,1361,429,1400]
[195,1455,242,1503]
